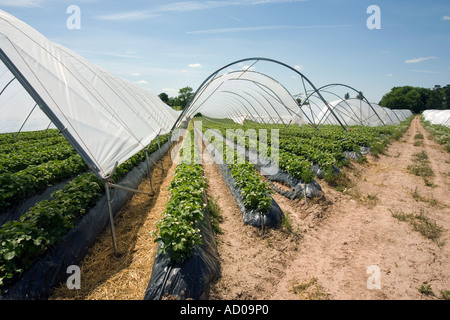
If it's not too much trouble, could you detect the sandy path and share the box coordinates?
[209,116,450,300]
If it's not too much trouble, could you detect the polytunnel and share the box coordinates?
[0,9,179,180]
[175,57,347,130]
[317,99,406,127]
[422,109,450,127]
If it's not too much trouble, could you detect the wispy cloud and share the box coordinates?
[0,0,45,7]
[404,56,436,64]
[187,24,357,34]
[94,0,307,21]
[294,65,303,71]
[134,80,149,85]
[162,88,179,96]
[441,16,450,21]
[188,63,202,68]
[408,69,440,74]
[95,11,159,21]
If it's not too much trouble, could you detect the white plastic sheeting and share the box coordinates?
[313,98,412,127]
[0,10,179,179]
[183,70,308,126]
[422,109,450,127]
[0,63,56,132]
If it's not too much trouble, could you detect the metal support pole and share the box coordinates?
[145,150,154,192]
[156,135,164,171]
[108,183,154,196]
[15,103,38,142]
[105,182,118,258]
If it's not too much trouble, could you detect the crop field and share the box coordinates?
[0,130,169,294]
[0,115,449,301]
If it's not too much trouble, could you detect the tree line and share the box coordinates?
[379,85,450,114]
[158,86,194,111]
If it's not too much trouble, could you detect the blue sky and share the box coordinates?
[1,0,449,103]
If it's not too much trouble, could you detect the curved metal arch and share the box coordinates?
[377,102,401,124]
[218,92,266,124]
[221,90,273,125]
[172,57,347,131]
[185,70,297,124]
[311,88,363,126]
[221,82,289,125]
[302,83,388,127]
[0,76,16,96]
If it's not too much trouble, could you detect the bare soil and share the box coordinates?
[50,117,449,300]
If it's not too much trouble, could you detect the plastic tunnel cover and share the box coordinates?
[0,10,179,179]
[183,69,309,126]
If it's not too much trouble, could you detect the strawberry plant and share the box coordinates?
[152,130,206,263]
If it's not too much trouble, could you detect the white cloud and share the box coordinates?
[387,73,393,77]
[132,73,141,77]
[441,16,450,21]
[134,80,149,85]
[404,56,436,64]
[162,88,179,96]
[294,65,304,71]
[188,63,202,68]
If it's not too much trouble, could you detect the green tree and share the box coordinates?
[344,93,350,100]
[158,92,169,104]
[443,85,450,109]
[178,86,194,110]
[379,86,426,113]
[356,91,364,100]
[426,85,445,110]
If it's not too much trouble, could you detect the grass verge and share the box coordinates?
[290,278,330,300]
[391,208,444,246]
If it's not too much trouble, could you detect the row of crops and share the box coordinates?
[421,117,450,153]
[0,130,169,295]
[196,116,412,184]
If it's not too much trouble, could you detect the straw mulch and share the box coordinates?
[49,145,177,300]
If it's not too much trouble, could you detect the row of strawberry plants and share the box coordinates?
[0,129,60,145]
[0,154,88,213]
[0,142,76,174]
[0,135,68,154]
[202,127,275,213]
[199,116,411,182]
[0,134,170,293]
[0,133,170,213]
[200,124,315,184]
[152,129,206,263]
[0,172,102,293]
